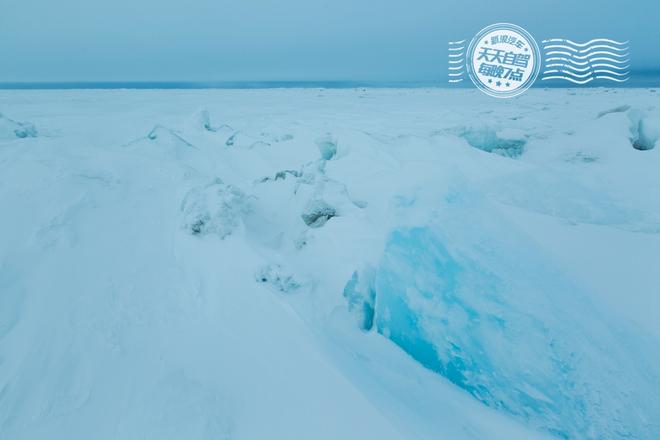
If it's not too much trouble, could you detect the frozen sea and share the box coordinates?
[0,87,659,439]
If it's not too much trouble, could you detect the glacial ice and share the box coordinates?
[351,194,660,439]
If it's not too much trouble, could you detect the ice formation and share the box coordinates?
[628,108,659,150]
[1,88,659,440]
[458,124,527,157]
[181,179,250,238]
[0,112,37,139]
[354,196,660,439]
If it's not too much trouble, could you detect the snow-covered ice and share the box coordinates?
[0,87,659,439]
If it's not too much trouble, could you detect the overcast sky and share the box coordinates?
[1,0,658,82]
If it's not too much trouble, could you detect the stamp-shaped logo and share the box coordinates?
[466,23,541,98]
[449,23,630,97]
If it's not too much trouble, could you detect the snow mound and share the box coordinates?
[484,171,660,233]
[124,124,215,174]
[301,199,337,228]
[180,179,250,238]
[297,169,366,229]
[0,113,37,139]
[255,264,301,293]
[147,125,193,146]
[628,109,659,150]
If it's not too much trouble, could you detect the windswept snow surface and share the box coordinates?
[1,88,659,439]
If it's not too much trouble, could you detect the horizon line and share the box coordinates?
[0,75,659,90]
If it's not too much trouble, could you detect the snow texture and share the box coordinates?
[1,88,659,440]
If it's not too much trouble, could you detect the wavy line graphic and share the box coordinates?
[448,40,466,84]
[541,38,628,47]
[543,44,628,54]
[542,75,630,84]
[543,69,630,79]
[545,63,630,72]
[544,56,630,66]
[541,38,630,84]
[544,50,629,60]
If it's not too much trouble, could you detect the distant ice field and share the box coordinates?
[0,88,659,439]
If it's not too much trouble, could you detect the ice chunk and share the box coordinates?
[0,112,37,139]
[255,169,302,184]
[316,134,337,160]
[189,107,214,132]
[458,124,526,157]
[187,107,219,132]
[180,179,250,238]
[342,269,376,330]
[301,199,337,228]
[628,109,659,150]
[366,216,660,439]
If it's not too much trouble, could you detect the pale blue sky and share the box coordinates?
[1,0,657,82]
